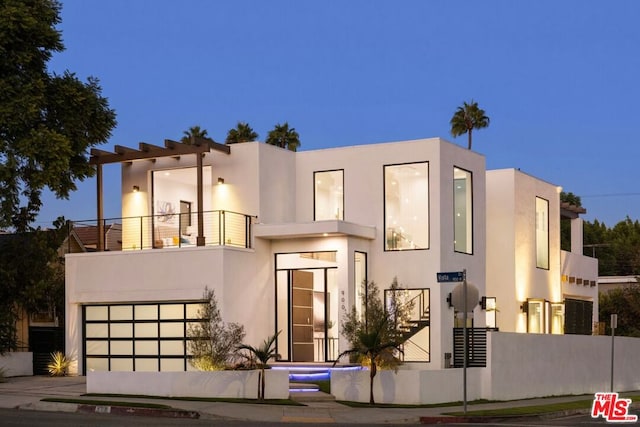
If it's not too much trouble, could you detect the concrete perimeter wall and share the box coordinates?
[333,332,640,405]
[485,332,640,400]
[87,370,290,400]
[331,368,483,404]
[0,352,33,377]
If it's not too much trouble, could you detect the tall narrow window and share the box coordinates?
[550,303,564,334]
[314,170,344,220]
[536,197,549,269]
[384,162,429,250]
[453,167,473,254]
[527,299,544,333]
[354,252,367,321]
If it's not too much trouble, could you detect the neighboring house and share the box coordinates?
[66,224,122,252]
[65,137,597,375]
[598,275,638,293]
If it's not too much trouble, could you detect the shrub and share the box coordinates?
[47,351,70,376]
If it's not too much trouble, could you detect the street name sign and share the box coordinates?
[436,271,465,283]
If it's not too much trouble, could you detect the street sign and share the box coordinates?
[436,271,465,282]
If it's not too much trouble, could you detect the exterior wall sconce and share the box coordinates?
[217,177,224,185]
[132,185,140,192]
[520,301,529,313]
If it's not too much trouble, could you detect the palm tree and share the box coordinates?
[265,122,300,152]
[225,122,258,144]
[181,125,209,144]
[449,100,490,150]
[237,331,280,400]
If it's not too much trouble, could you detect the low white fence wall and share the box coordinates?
[0,352,33,377]
[87,370,290,400]
[331,367,483,405]
[485,332,640,400]
[332,332,640,404]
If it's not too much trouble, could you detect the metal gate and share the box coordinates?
[29,327,64,375]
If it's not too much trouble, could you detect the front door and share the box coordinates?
[291,270,314,361]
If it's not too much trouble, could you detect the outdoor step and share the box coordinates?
[290,391,336,403]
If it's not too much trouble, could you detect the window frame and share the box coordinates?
[313,169,345,221]
[453,166,474,255]
[535,196,550,269]
[383,161,430,252]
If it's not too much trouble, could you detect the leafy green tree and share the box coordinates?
[0,0,117,231]
[560,192,583,251]
[336,278,413,404]
[225,122,258,144]
[599,283,640,337]
[237,331,280,401]
[449,100,490,150]
[0,218,67,353]
[187,288,245,371]
[265,122,300,151]
[584,217,640,276]
[180,125,209,144]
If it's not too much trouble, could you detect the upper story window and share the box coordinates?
[536,197,549,269]
[454,167,473,254]
[384,162,429,251]
[314,170,344,221]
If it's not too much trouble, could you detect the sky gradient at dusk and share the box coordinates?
[36,0,640,227]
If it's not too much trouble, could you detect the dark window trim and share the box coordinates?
[313,169,345,221]
[383,161,430,252]
[535,196,550,270]
[453,165,474,255]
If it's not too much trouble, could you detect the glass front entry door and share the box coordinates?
[276,252,339,362]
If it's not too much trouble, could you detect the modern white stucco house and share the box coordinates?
[65,137,597,376]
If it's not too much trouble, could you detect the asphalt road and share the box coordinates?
[0,408,422,427]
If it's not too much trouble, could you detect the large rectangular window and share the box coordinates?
[384,162,429,250]
[314,170,344,220]
[536,197,549,269]
[454,167,473,254]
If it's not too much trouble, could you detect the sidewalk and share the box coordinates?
[0,375,634,424]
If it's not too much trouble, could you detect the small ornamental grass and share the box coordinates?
[47,351,70,377]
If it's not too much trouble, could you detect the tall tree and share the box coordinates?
[336,278,413,405]
[181,125,209,144]
[225,122,258,144]
[0,218,67,353]
[0,0,117,231]
[265,122,300,152]
[449,100,490,150]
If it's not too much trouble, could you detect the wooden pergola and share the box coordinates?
[89,137,230,251]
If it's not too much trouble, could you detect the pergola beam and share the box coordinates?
[90,137,231,251]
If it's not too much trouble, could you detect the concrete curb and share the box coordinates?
[76,404,200,419]
[420,408,590,424]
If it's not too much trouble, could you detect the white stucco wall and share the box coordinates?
[87,370,290,399]
[65,245,273,375]
[486,169,564,333]
[0,352,33,377]
[332,332,640,404]
[485,332,640,400]
[331,367,482,404]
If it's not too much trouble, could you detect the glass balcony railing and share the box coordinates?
[70,210,255,252]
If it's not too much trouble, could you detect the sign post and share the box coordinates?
[611,313,617,392]
[437,269,476,415]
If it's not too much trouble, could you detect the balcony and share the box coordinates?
[70,210,255,252]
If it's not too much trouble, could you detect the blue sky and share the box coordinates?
[37,0,640,227]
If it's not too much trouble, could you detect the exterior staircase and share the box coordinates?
[272,363,361,402]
